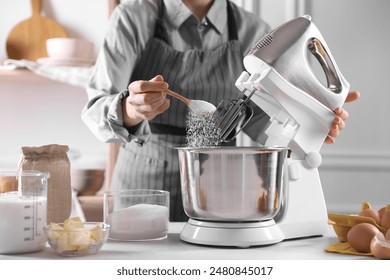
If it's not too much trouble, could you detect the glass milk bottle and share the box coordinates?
[0,171,49,254]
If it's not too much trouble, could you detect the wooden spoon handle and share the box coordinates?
[31,0,41,17]
[165,89,190,105]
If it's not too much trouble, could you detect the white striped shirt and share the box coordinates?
[82,0,270,143]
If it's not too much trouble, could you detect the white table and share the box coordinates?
[0,223,371,260]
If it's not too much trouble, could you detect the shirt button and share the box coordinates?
[134,138,144,147]
[198,22,208,31]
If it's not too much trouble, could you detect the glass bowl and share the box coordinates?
[44,222,110,257]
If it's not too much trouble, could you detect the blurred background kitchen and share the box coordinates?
[0,0,389,216]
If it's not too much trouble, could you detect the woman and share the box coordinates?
[82,0,359,221]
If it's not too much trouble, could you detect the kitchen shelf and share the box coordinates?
[0,69,63,84]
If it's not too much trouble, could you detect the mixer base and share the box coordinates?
[180,218,284,248]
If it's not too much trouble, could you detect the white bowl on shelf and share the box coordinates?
[46,38,94,61]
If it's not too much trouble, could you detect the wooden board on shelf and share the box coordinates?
[6,0,67,61]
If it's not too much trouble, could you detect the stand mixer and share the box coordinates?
[178,15,350,247]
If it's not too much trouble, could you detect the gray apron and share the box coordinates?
[112,0,244,221]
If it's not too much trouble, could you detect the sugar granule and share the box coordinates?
[185,109,222,148]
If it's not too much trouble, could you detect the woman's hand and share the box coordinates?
[122,75,170,128]
[325,91,360,144]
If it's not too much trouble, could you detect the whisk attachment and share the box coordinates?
[216,90,255,142]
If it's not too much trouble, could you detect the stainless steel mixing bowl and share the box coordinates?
[177,147,289,222]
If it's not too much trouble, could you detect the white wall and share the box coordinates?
[232,0,307,28]
[0,76,107,170]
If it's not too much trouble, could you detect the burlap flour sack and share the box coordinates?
[19,144,71,223]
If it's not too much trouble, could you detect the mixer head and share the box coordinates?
[243,15,350,110]
[216,15,350,146]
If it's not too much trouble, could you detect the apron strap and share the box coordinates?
[150,123,186,136]
[154,0,169,43]
[227,0,238,41]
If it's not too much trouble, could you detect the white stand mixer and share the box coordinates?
[180,15,350,247]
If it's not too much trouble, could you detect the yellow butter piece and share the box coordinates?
[63,219,84,231]
[90,225,106,242]
[50,216,105,252]
[48,222,63,231]
[68,230,90,246]
[47,222,64,241]
[57,232,78,252]
[64,216,82,223]
[48,231,62,241]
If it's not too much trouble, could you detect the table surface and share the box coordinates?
[0,223,372,260]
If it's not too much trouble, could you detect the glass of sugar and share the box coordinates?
[103,189,170,241]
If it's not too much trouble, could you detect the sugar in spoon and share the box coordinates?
[165,88,216,115]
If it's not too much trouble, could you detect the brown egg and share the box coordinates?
[0,176,18,193]
[386,228,390,241]
[370,232,390,259]
[347,223,380,253]
[379,207,386,219]
[380,204,390,229]
[359,201,381,225]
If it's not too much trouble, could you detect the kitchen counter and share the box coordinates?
[0,222,372,260]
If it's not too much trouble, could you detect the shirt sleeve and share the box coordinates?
[81,1,158,144]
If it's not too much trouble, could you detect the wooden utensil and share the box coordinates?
[165,89,216,114]
[165,88,190,105]
[6,0,68,61]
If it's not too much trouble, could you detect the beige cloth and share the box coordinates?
[3,59,93,88]
[19,144,72,223]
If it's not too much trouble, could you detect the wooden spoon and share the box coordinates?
[165,89,216,115]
